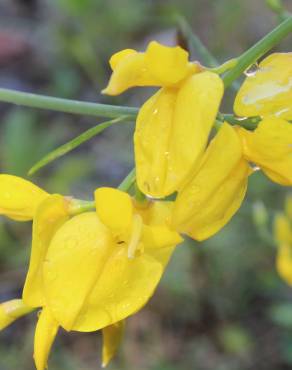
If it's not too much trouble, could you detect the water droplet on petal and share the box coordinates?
[235,115,248,121]
[244,63,259,77]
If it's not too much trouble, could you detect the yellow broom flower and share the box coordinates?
[1,185,182,370]
[234,53,292,119]
[172,123,251,240]
[103,41,224,197]
[236,117,292,186]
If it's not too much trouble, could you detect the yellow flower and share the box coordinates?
[44,187,182,333]
[0,174,48,221]
[234,53,292,119]
[237,117,292,186]
[274,195,292,285]
[172,123,251,241]
[102,41,200,95]
[104,41,224,197]
[135,71,224,197]
[1,186,182,370]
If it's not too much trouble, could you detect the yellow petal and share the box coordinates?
[95,187,133,234]
[172,123,250,241]
[34,308,58,370]
[274,213,292,245]
[234,53,292,119]
[43,212,114,331]
[72,247,163,332]
[144,41,192,86]
[237,117,292,186]
[142,224,183,249]
[276,243,292,285]
[102,41,198,95]
[23,194,69,307]
[109,49,137,70]
[0,174,48,221]
[135,72,224,197]
[102,321,125,367]
[137,200,173,226]
[0,299,34,330]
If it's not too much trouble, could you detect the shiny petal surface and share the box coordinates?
[135,72,224,197]
[0,299,34,330]
[95,187,133,234]
[0,174,48,221]
[34,308,58,370]
[172,123,249,241]
[234,53,292,119]
[102,41,197,95]
[102,321,125,367]
[23,195,69,307]
[72,247,163,332]
[43,212,114,331]
[237,117,292,186]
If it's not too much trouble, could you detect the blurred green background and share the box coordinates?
[0,0,292,369]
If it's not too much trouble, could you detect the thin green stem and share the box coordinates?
[176,15,240,91]
[118,168,136,192]
[176,15,218,67]
[29,116,131,175]
[223,16,292,87]
[0,88,138,119]
[266,0,291,22]
[68,199,95,215]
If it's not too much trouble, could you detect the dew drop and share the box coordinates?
[244,63,259,77]
[234,115,248,121]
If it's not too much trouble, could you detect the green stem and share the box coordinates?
[176,15,218,67]
[223,16,292,87]
[68,199,95,215]
[118,168,136,192]
[0,88,138,119]
[176,16,240,91]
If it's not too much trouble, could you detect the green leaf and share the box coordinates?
[28,116,131,175]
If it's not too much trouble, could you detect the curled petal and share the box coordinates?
[0,174,48,221]
[234,53,292,119]
[0,299,34,330]
[34,308,58,370]
[102,41,198,95]
[23,194,69,307]
[102,321,125,367]
[237,117,292,186]
[95,187,133,234]
[135,72,224,197]
[172,123,250,241]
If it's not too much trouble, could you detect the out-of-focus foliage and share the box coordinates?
[0,0,292,369]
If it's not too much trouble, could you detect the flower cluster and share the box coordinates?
[0,42,291,369]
